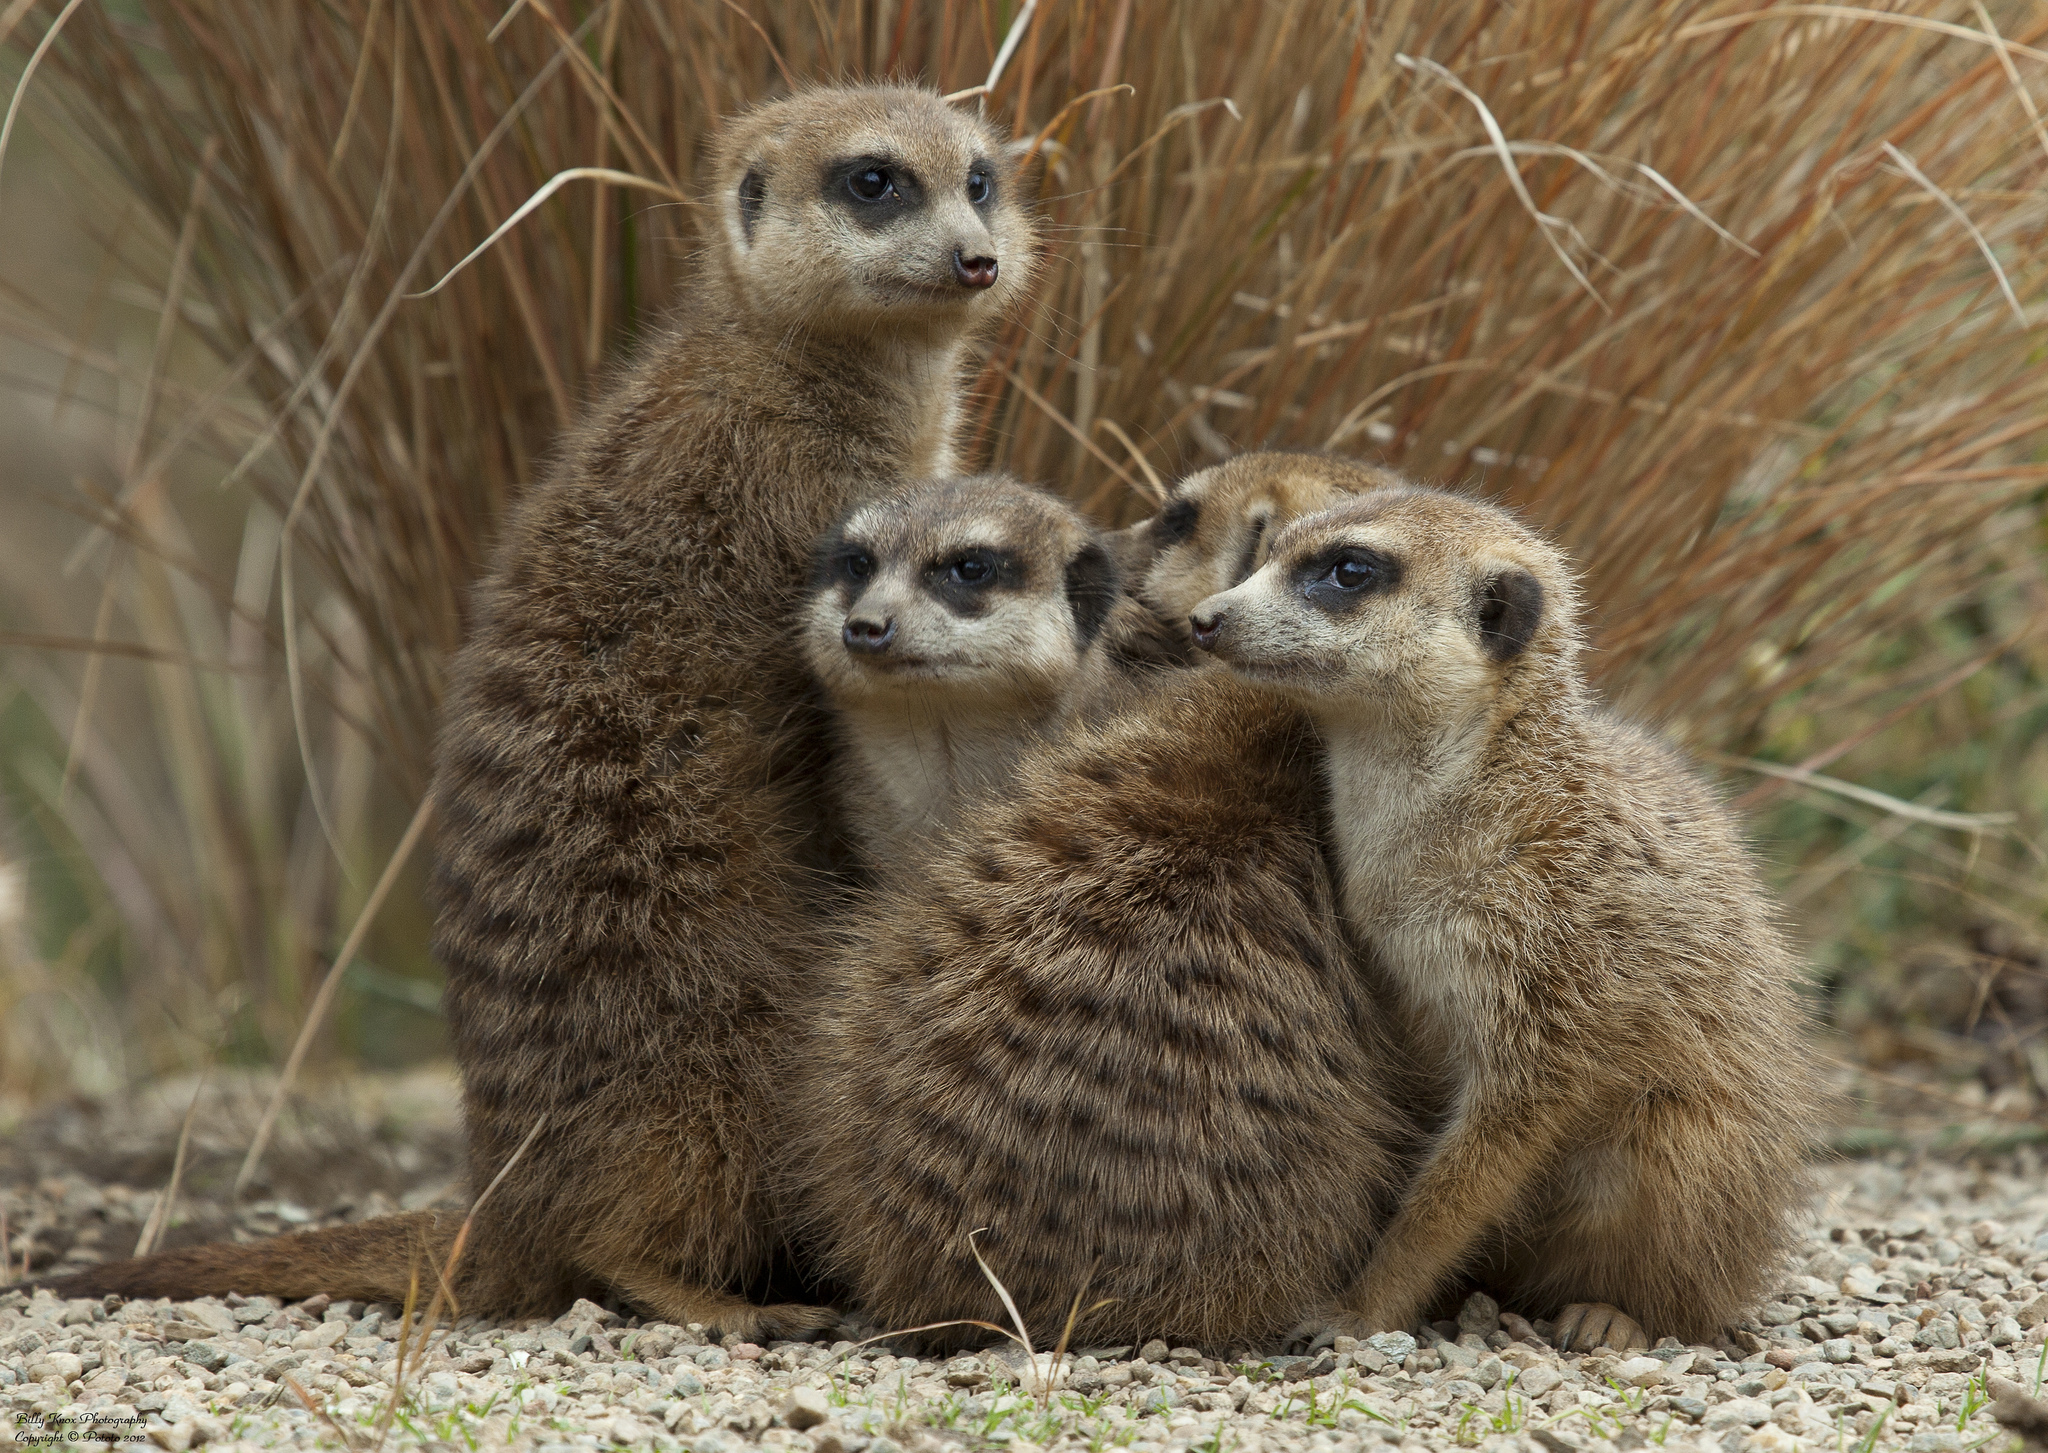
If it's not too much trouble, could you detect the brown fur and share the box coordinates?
[38,85,1034,1334]
[1190,482,1821,1351]
[787,460,1426,1350]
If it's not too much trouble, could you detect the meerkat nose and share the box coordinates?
[844,616,898,654]
[1188,609,1225,651]
[953,250,999,289]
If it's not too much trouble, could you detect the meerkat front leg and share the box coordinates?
[1294,1083,1568,1348]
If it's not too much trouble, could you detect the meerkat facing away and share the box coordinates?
[802,475,1119,864]
[788,454,1425,1351]
[1187,484,1820,1351]
[40,85,1035,1337]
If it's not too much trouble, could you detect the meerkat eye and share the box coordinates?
[848,167,896,202]
[966,169,992,206]
[844,551,875,580]
[949,552,996,585]
[1330,555,1378,590]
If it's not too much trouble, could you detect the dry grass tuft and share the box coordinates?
[0,0,2043,1085]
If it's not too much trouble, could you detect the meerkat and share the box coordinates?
[786,456,1429,1351]
[1128,452,1401,627]
[40,85,1035,1336]
[1186,484,1820,1351]
[1095,451,1399,676]
[802,475,1121,864]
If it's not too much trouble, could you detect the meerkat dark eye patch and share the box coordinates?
[1063,540,1120,646]
[1299,545,1401,613]
[737,169,767,243]
[1152,496,1200,549]
[808,533,876,594]
[1477,568,1544,660]
[924,547,1021,614]
[825,155,925,229]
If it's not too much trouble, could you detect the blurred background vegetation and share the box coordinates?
[0,0,2042,1153]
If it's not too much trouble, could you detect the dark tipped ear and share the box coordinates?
[738,169,766,244]
[1476,569,1544,661]
[1064,541,1121,646]
[1228,510,1271,587]
[1152,496,1200,549]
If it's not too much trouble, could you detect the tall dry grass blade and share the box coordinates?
[1395,54,1607,312]
[1039,1257,1108,1409]
[983,0,1038,97]
[486,2,530,45]
[328,0,387,175]
[56,580,116,805]
[133,1066,211,1257]
[234,789,435,1196]
[965,1226,1035,1359]
[1971,0,2048,169]
[0,0,84,204]
[1707,754,2021,833]
[1095,418,1166,502]
[283,1373,364,1451]
[1672,6,2048,64]
[373,1112,545,1449]
[1878,142,2029,329]
[409,168,690,300]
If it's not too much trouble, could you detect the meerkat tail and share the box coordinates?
[27,1212,460,1306]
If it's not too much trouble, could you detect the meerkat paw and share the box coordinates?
[1285,1307,1379,1353]
[1553,1302,1649,1353]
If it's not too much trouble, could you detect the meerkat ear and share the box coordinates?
[1476,568,1544,661]
[737,169,767,245]
[1064,540,1121,646]
[1151,495,1200,549]
[1228,508,1272,587]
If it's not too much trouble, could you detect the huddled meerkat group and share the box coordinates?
[44,84,1820,1357]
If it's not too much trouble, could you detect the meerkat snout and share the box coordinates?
[954,250,998,288]
[843,614,898,654]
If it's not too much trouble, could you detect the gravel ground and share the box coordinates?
[6,1154,2048,1453]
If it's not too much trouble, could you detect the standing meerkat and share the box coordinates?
[1187,484,1820,1351]
[788,456,1424,1351]
[802,475,1120,864]
[40,85,1034,1336]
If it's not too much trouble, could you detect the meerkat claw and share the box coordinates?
[1554,1303,1648,1352]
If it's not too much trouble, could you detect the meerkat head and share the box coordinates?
[804,477,1119,712]
[1122,452,1404,644]
[710,85,1035,338]
[1185,484,1582,726]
